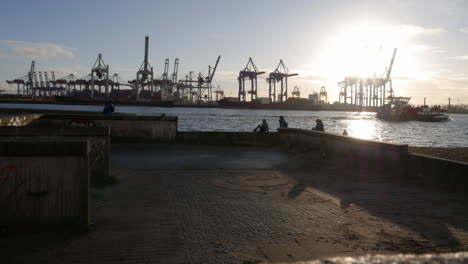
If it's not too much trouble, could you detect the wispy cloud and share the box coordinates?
[394,24,445,38]
[452,55,468,61]
[0,40,74,59]
[459,27,468,34]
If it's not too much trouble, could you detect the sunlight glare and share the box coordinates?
[307,23,422,84]
[347,120,376,140]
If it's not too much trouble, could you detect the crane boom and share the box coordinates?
[163,58,170,80]
[172,58,179,83]
[29,61,35,88]
[209,55,221,82]
[386,48,397,81]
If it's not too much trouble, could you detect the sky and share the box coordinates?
[1,0,468,105]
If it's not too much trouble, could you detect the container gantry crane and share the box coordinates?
[238,58,265,102]
[268,60,298,103]
[90,53,110,99]
[319,86,328,103]
[135,36,154,100]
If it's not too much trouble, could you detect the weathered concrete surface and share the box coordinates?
[2,143,467,263]
[309,252,468,264]
[408,153,468,190]
[177,131,279,146]
[0,139,89,228]
[278,128,408,164]
[0,127,110,183]
[29,114,178,141]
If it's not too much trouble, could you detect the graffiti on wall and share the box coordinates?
[68,119,96,127]
[0,165,22,201]
[0,164,49,212]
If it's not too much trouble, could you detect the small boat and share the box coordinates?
[376,96,449,122]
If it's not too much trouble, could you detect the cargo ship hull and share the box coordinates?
[55,96,175,107]
[217,99,322,111]
[376,107,449,122]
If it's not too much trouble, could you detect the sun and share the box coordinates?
[307,22,422,86]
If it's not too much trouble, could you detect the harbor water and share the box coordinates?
[1,103,467,147]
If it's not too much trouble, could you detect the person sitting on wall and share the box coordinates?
[279,116,288,128]
[313,119,324,132]
[342,129,348,135]
[102,100,115,115]
[253,119,269,133]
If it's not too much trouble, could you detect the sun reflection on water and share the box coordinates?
[347,120,377,140]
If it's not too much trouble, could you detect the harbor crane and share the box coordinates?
[171,58,179,83]
[383,48,397,103]
[175,56,220,103]
[90,53,110,99]
[135,36,154,100]
[197,55,220,102]
[292,86,300,98]
[338,48,397,108]
[267,60,298,103]
[238,58,265,102]
[214,85,224,101]
[162,58,170,80]
[319,86,328,103]
[6,61,36,96]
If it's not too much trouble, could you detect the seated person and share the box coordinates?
[279,116,288,128]
[253,119,269,133]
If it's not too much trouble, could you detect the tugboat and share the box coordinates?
[377,96,449,122]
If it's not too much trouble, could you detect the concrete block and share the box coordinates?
[0,139,90,228]
[0,127,110,184]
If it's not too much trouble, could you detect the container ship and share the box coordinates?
[54,89,175,107]
[376,97,449,122]
[217,97,323,111]
[217,96,375,112]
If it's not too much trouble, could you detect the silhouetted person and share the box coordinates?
[279,116,288,128]
[313,119,324,132]
[102,100,115,115]
[342,129,348,135]
[253,119,269,133]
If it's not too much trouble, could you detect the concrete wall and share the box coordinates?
[0,127,109,183]
[278,128,408,165]
[29,114,177,141]
[0,114,42,126]
[177,131,279,146]
[0,139,89,228]
[408,153,468,190]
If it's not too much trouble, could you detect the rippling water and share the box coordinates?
[1,103,467,147]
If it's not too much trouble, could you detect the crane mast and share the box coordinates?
[386,48,397,81]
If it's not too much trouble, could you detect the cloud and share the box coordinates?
[0,40,74,59]
[460,27,468,34]
[297,74,328,82]
[394,24,445,39]
[452,55,468,61]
